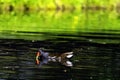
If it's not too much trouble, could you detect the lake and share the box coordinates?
[0,3,120,80]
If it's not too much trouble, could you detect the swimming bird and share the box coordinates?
[36,48,73,67]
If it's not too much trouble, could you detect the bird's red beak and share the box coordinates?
[36,51,41,65]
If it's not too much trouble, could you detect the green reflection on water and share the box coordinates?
[0,10,120,33]
[0,10,120,43]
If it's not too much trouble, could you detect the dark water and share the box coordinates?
[0,38,120,80]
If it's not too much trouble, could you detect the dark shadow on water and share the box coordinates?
[0,39,120,80]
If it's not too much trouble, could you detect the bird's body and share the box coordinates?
[36,48,73,67]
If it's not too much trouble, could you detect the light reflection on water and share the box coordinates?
[0,39,119,80]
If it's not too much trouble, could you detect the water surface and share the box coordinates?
[0,39,119,80]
